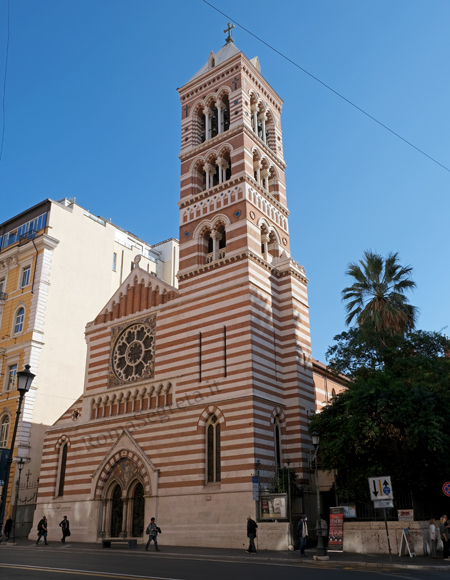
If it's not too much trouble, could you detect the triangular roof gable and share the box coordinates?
[94,265,178,321]
[91,429,159,499]
[91,429,157,480]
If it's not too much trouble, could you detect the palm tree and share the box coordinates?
[342,251,417,335]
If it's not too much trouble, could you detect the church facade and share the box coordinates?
[33,35,339,549]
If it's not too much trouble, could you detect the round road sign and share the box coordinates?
[443,482,450,497]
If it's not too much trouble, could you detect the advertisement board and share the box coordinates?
[259,494,287,521]
[328,507,344,551]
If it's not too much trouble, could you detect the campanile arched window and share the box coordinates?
[206,415,221,483]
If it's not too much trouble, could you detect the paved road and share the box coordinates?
[0,544,448,580]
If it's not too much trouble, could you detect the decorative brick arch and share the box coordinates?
[197,405,226,433]
[55,434,71,450]
[269,406,286,427]
[94,450,151,499]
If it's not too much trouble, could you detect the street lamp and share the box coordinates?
[0,365,35,541]
[311,431,327,558]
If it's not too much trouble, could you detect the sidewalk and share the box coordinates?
[2,539,450,571]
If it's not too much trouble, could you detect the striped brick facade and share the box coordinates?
[33,43,322,549]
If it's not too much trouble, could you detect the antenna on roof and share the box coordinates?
[224,22,235,44]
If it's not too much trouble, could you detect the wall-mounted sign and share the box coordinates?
[259,494,287,520]
[342,505,356,518]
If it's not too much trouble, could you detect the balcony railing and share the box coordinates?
[0,292,7,301]
[18,229,37,246]
[205,250,226,264]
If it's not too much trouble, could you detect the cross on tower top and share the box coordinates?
[224,22,235,44]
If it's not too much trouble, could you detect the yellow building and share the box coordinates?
[0,198,178,532]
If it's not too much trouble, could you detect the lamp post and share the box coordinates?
[311,431,327,557]
[0,365,35,540]
[9,457,25,544]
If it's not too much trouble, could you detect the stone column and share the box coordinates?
[100,499,107,537]
[258,113,267,142]
[253,161,261,184]
[217,104,223,134]
[212,231,222,261]
[251,105,258,134]
[120,498,129,538]
[262,234,270,262]
[203,107,213,140]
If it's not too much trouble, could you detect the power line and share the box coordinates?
[202,0,450,175]
[0,0,10,166]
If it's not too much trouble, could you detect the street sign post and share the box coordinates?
[369,476,393,562]
[368,476,393,500]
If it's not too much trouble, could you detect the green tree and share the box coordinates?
[342,251,417,337]
[310,327,450,501]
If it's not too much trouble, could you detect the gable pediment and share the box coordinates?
[93,265,178,326]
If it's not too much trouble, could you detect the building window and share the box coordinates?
[6,365,17,391]
[14,308,25,334]
[57,443,68,497]
[0,277,5,293]
[112,253,117,271]
[131,261,135,271]
[21,266,31,288]
[206,415,221,483]
[0,415,10,448]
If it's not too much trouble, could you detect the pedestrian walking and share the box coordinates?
[297,515,308,556]
[439,515,449,560]
[3,516,13,541]
[245,515,258,553]
[36,516,48,545]
[59,515,70,543]
[145,517,161,551]
[429,518,438,558]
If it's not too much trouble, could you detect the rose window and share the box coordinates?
[112,323,155,382]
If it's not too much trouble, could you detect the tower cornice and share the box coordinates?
[177,249,308,286]
[178,173,289,217]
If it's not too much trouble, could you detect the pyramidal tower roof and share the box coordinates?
[188,24,261,83]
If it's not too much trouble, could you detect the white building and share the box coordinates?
[0,198,178,527]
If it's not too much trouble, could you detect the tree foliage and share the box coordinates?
[310,326,450,501]
[342,251,417,337]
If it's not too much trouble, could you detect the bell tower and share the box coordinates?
[176,31,315,488]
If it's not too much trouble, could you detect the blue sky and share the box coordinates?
[0,0,448,362]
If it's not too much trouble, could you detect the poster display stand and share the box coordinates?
[399,528,416,557]
[328,507,344,552]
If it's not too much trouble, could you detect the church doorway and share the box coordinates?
[110,484,123,537]
[131,482,145,537]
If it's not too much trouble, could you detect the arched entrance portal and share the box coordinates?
[98,456,149,539]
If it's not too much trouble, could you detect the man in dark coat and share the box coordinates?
[36,516,48,545]
[59,516,70,543]
[4,517,13,541]
[245,516,258,553]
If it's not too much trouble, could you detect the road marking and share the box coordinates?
[0,564,183,580]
